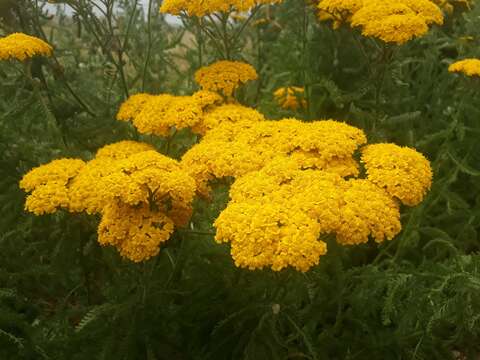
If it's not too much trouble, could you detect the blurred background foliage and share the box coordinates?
[1,0,480,359]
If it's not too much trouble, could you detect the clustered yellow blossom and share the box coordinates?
[361,143,433,206]
[274,87,307,111]
[448,58,480,77]
[20,141,196,262]
[98,201,175,262]
[19,159,86,215]
[0,33,53,61]
[116,93,155,122]
[192,104,265,135]
[115,62,260,137]
[175,108,431,271]
[318,0,444,44]
[215,158,402,271]
[194,61,258,97]
[181,118,368,196]
[160,0,283,17]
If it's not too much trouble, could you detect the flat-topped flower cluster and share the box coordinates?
[317,0,444,44]
[160,0,283,17]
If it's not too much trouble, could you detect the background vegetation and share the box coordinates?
[1,0,479,359]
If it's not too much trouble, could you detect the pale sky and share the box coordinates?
[44,1,181,23]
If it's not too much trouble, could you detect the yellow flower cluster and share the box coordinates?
[98,201,175,263]
[273,87,307,110]
[116,93,154,122]
[20,141,196,262]
[361,143,433,206]
[214,157,402,272]
[181,118,367,196]
[194,61,258,97]
[160,0,283,17]
[166,103,431,272]
[191,104,265,135]
[19,159,86,215]
[0,33,53,61]
[115,63,260,137]
[318,0,444,44]
[448,58,480,77]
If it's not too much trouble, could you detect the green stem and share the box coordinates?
[142,0,153,92]
[25,61,66,148]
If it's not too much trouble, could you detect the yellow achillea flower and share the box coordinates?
[117,92,220,137]
[182,119,367,196]
[0,33,53,61]
[215,157,402,271]
[319,0,443,44]
[70,141,158,214]
[116,93,154,122]
[95,140,155,160]
[192,104,265,135]
[273,87,307,111]
[132,94,203,137]
[68,158,119,214]
[336,179,401,245]
[20,159,86,215]
[100,151,196,225]
[20,143,197,263]
[215,201,327,272]
[361,143,433,206]
[191,90,223,109]
[317,0,364,24]
[160,0,283,17]
[448,58,480,77]
[351,0,443,44]
[98,201,175,263]
[194,61,258,97]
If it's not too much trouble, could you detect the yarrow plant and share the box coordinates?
[19,58,432,271]
[20,141,197,262]
[318,0,444,44]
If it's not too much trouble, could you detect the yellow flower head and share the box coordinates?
[98,151,196,227]
[317,0,364,24]
[191,90,224,109]
[160,0,282,17]
[116,93,154,122]
[361,143,433,206]
[0,33,53,61]
[215,156,402,271]
[68,158,119,214]
[320,0,443,44]
[132,94,203,137]
[350,0,443,44]
[215,201,327,272]
[95,141,155,160]
[273,87,307,111]
[194,61,258,97]
[336,179,402,245]
[183,118,366,196]
[448,58,480,77]
[20,159,86,215]
[192,104,265,135]
[98,201,174,262]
